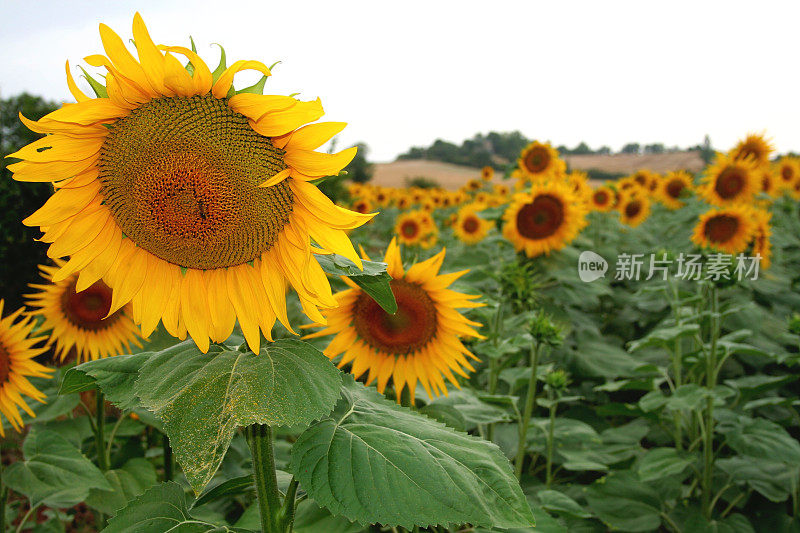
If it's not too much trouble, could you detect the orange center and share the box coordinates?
[462,216,480,234]
[523,147,551,174]
[666,179,685,199]
[61,278,120,331]
[400,220,420,239]
[714,167,745,199]
[593,190,609,205]
[782,166,794,182]
[625,200,642,218]
[516,194,564,239]
[353,280,437,355]
[704,215,739,243]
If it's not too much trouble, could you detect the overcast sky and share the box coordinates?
[1,0,798,161]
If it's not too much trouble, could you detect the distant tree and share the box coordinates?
[571,142,593,155]
[344,142,374,183]
[396,131,531,168]
[621,143,640,154]
[644,143,665,154]
[701,135,714,165]
[597,146,612,155]
[405,176,440,189]
[1,93,59,309]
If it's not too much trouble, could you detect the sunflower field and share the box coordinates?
[2,13,800,533]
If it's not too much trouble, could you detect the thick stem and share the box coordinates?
[545,388,557,487]
[247,424,284,533]
[95,392,109,472]
[514,341,541,479]
[702,285,720,519]
[163,433,173,482]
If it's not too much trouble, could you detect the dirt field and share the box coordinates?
[371,152,705,190]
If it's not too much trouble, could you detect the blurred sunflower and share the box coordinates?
[751,209,772,269]
[730,133,773,167]
[493,183,510,197]
[0,301,53,436]
[691,205,756,254]
[590,186,614,212]
[757,168,778,197]
[396,194,412,210]
[453,204,493,244]
[660,170,693,209]
[502,182,587,257]
[775,157,799,190]
[464,179,483,192]
[632,169,658,193]
[352,197,373,215]
[8,15,373,353]
[481,166,494,182]
[26,261,145,362]
[394,210,436,246]
[373,188,391,207]
[304,239,484,402]
[699,154,757,206]
[619,193,650,227]
[517,141,565,181]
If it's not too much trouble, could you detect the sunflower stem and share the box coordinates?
[247,424,284,533]
[545,386,557,487]
[163,433,173,482]
[701,284,720,519]
[1,461,7,533]
[514,341,541,479]
[487,301,504,443]
[95,391,109,472]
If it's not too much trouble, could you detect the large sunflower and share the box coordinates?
[618,193,650,227]
[698,153,758,206]
[453,204,493,244]
[0,301,53,436]
[26,261,145,362]
[659,170,693,209]
[8,15,373,353]
[502,182,587,257]
[517,141,566,181]
[730,133,773,168]
[304,240,484,402]
[691,205,757,254]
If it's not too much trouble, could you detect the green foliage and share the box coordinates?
[343,142,374,184]
[315,253,397,313]
[404,176,441,189]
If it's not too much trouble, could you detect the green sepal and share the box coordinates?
[211,43,227,83]
[236,75,268,95]
[78,66,108,98]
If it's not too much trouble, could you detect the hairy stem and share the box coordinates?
[514,341,541,479]
[702,285,720,519]
[247,424,284,533]
[545,388,557,487]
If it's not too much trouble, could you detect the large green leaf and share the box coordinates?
[59,352,152,410]
[316,253,397,313]
[584,472,663,532]
[716,456,796,503]
[85,458,158,515]
[290,377,535,529]
[637,447,693,481]
[102,482,252,532]
[3,429,112,508]
[134,339,342,493]
[717,415,800,464]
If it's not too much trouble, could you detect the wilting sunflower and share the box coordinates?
[453,204,493,244]
[0,301,53,436]
[660,170,693,209]
[481,166,494,181]
[751,209,772,269]
[26,261,145,362]
[517,141,566,181]
[502,182,587,257]
[8,15,373,353]
[691,205,756,255]
[699,153,758,206]
[590,186,615,212]
[304,239,484,402]
[619,193,650,227]
[730,133,774,168]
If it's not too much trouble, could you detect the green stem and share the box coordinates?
[106,413,127,459]
[702,285,720,519]
[247,424,284,533]
[15,503,38,533]
[95,392,109,472]
[1,461,7,533]
[669,279,684,450]
[486,301,504,443]
[163,433,173,482]
[514,341,541,479]
[545,388,557,487]
[279,477,300,532]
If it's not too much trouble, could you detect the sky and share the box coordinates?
[1,0,798,162]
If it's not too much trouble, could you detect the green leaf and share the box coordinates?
[537,490,592,519]
[59,353,152,410]
[3,429,112,508]
[290,376,535,529]
[85,458,158,515]
[134,339,341,493]
[628,323,700,352]
[637,448,692,481]
[419,389,513,431]
[193,475,254,509]
[716,456,796,502]
[17,369,79,429]
[102,482,252,532]
[585,472,663,532]
[718,415,800,464]
[315,253,397,313]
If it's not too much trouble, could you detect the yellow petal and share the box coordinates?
[250,99,324,138]
[284,146,356,178]
[40,99,129,126]
[228,94,297,122]
[132,13,167,95]
[8,136,104,163]
[23,180,100,227]
[65,60,90,102]
[97,23,154,97]
[180,269,211,353]
[212,60,272,99]
[281,122,346,151]
[158,45,212,95]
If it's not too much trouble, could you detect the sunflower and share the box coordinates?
[304,239,484,402]
[493,183,510,197]
[730,133,773,167]
[502,182,587,257]
[372,188,391,207]
[590,186,615,212]
[632,169,658,193]
[453,204,493,244]
[351,197,373,215]
[396,194,412,210]
[567,171,592,205]
[0,301,53,436]
[481,166,494,181]
[757,168,778,198]
[691,205,756,254]
[751,209,772,269]
[774,157,799,190]
[517,141,566,181]
[8,15,373,353]
[395,210,436,246]
[464,179,483,192]
[26,261,145,362]
[619,193,650,227]
[659,170,694,209]
[698,153,758,206]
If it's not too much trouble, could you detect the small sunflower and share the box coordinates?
[26,261,146,362]
[481,166,494,181]
[396,194,412,210]
[304,239,484,402]
[464,179,483,192]
[632,169,658,193]
[395,212,424,245]
[517,141,566,181]
[619,193,650,227]
[453,204,493,244]
[373,188,391,207]
[757,168,778,197]
[590,186,615,212]
[774,157,799,190]
[691,205,757,254]
[660,170,694,209]
[493,183,510,197]
[730,133,774,168]
[352,197,373,215]
[502,182,587,257]
[0,301,53,436]
[751,209,772,269]
[699,153,758,206]
[8,14,373,353]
